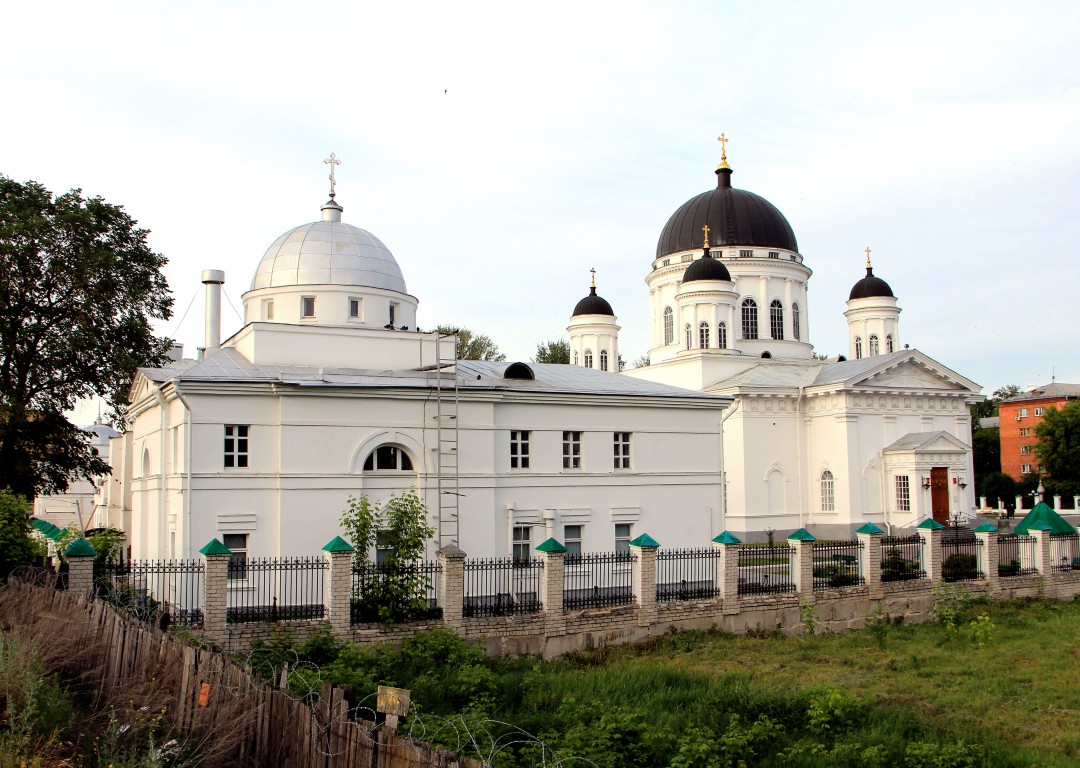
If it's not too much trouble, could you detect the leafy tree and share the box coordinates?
[972,426,1000,479]
[0,177,173,500]
[1035,400,1080,489]
[0,488,37,575]
[978,472,1018,510]
[971,384,1022,427]
[631,355,650,368]
[532,339,569,365]
[432,325,506,362]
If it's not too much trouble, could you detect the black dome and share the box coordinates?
[849,266,894,300]
[573,286,614,316]
[682,253,731,283]
[656,168,798,258]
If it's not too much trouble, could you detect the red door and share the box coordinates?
[931,467,949,524]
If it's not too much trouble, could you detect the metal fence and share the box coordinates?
[737,545,795,595]
[563,552,636,610]
[1050,534,1080,573]
[463,557,543,617]
[227,557,327,624]
[941,535,984,582]
[351,560,441,624]
[656,547,722,601]
[95,560,205,627]
[998,534,1038,577]
[880,535,926,582]
[812,540,864,590]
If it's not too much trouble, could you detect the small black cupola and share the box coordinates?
[681,223,732,283]
[848,248,894,300]
[572,268,615,316]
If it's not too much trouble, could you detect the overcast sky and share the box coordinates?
[4,1,1079,425]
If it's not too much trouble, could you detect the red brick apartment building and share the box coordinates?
[999,383,1080,481]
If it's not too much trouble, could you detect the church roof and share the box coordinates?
[681,253,732,283]
[1013,502,1076,535]
[882,431,969,453]
[572,286,615,317]
[1002,383,1080,403]
[848,265,894,300]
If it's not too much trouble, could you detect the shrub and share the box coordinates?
[942,553,978,582]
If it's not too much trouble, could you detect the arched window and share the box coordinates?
[584,349,593,368]
[699,321,710,349]
[792,302,801,341]
[741,298,758,340]
[854,336,863,359]
[770,300,784,340]
[869,335,880,356]
[717,321,727,349]
[573,350,579,365]
[600,350,609,371]
[663,307,674,345]
[363,445,414,471]
[685,324,693,350]
[886,334,894,353]
[820,470,835,512]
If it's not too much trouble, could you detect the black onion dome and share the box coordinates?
[682,253,731,283]
[656,168,798,258]
[848,266,894,300]
[573,286,614,316]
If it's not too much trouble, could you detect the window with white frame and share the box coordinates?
[510,430,530,469]
[685,324,693,350]
[792,302,801,341]
[375,531,394,564]
[717,321,727,349]
[562,431,581,469]
[301,296,316,318]
[1018,407,1029,418]
[663,307,674,345]
[699,321,710,349]
[615,523,632,554]
[1019,427,1031,437]
[1021,463,1033,474]
[886,334,894,353]
[855,336,863,359]
[896,475,910,511]
[600,350,609,371]
[770,300,784,340]
[613,432,631,469]
[224,533,248,580]
[584,349,593,368]
[820,470,835,512]
[1020,445,1033,455]
[869,335,880,356]
[742,298,758,339]
[262,299,274,320]
[512,526,531,563]
[1035,407,1044,416]
[349,297,361,319]
[564,524,582,562]
[573,350,579,365]
[362,445,414,471]
[224,425,249,468]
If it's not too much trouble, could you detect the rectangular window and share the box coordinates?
[1018,407,1029,418]
[375,531,394,564]
[613,432,631,469]
[1021,464,1032,474]
[349,298,360,319]
[739,249,753,258]
[262,299,274,320]
[1034,407,1044,416]
[564,525,582,562]
[562,431,581,469]
[510,430,530,469]
[389,302,398,326]
[512,526,531,563]
[895,475,910,511]
[1019,427,1031,437]
[223,533,248,580]
[224,425,249,468]
[302,296,316,318]
[768,251,780,259]
[1020,445,1033,455]
[614,523,632,554]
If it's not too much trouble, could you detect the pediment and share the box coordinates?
[883,430,970,454]
[858,361,967,392]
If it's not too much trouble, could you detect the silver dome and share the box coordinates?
[250,221,407,293]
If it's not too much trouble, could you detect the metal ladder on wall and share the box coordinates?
[434,334,460,548]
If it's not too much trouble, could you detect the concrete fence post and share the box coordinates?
[1031,526,1053,582]
[65,538,97,596]
[437,544,466,632]
[788,529,816,597]
[199,539,231,641]
[536,538,566,636]
[712,531,742,614]
[973,523,999,594]
[855,523,884,598]
[917,519,944,583]
[629,534,660,628]
[322,537,354,639]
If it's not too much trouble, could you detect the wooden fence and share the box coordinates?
[0,581,483,768]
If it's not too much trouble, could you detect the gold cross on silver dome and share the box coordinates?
[324,153,342,197]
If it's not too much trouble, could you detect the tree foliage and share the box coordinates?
[1035,400,1080,490]
[0,177,173,499]
[432,325,506,362]
[532,339,569,364]
[0,488,37,576]
[971,384,1022,426]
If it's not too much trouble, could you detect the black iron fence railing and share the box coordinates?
[350,560,441,625]
[880,535,926,582]
[941,536,984,582]
[1049,534,1080,573]
[656,547,722,601]
[227,557,326,624]
[812,540,865,590]
[563,551,636,610]
[95,560,204,627]
[462,557,543,617]
[998,535,1038,577]
[737,546,795,595]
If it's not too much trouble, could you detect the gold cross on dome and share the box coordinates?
[717,133,729,162]
[324,153,342,196]
[865,245,872,268]
[590,267,596,288]
[702,224,711,248]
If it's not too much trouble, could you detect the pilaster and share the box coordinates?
[65,538,97,597]
[855,523,883,598]
[199,539,231,641]
[788,529,816,597]
[917,519,944,583]
[629,534,660,627]
[437,544,467,632]
[712,531,741,614]
[973,524,999,595]
[322,537,355,639]
[1032,526,1053,584]
[536,538,566,635]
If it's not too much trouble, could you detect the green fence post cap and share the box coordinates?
[535,537,567,553]
[712,531,742,545]
[322,536,354,552]
[65,538,97,557]
[629,533,661,548]
[199,538,232,555]
[855,522,884,535]
[917,518,945,530]
[973,522,997,533]
[787,528,816,542]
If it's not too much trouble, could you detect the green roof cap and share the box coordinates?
[917,518,945,530]
[629,533,661,548]
[1014,502,1076,535]
[199,538,232,555]
[712,531,742,545]
[973,522,997,533]
[65,538,97,557]
[787,528,816,542]
[30,518,64,540]
[855,522,884,535]
[535,537,567,553]
[322,536,354,552]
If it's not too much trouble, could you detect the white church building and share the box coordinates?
[99,146,980,560]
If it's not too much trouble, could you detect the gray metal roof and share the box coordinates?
[883,431,967,453]
[1003,383,1080,403]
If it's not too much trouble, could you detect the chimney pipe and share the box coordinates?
[201,269,225,350]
